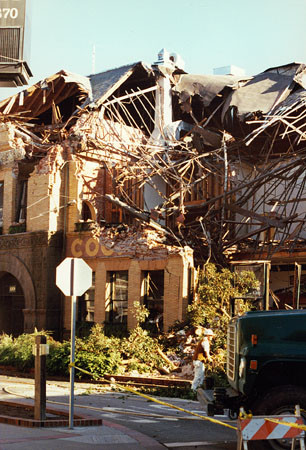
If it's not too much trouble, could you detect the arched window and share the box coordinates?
[81,201,95,222]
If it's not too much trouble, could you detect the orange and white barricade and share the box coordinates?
[237,406,305,450]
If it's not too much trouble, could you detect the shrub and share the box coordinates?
[74,325,123,379]
[0,333,34,370]
[121,327,165,373]
[120,303,170,373]
[46,340,70,376]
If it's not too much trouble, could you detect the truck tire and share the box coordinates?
[248,385,306,450]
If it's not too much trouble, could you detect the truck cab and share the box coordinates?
[204,309,306,419]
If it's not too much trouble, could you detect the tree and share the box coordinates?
[188,263,259,351]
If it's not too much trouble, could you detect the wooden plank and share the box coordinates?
[225,204,286,228]
[224,225,270,248]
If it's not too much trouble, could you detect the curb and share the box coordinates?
[0,399,102,428]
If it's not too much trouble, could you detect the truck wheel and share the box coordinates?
[248,385,306,450]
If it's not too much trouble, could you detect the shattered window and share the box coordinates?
[142,270,164,332]
[0,182,3,228]
[106,271,128,324]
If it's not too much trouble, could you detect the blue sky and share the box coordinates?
[1,0,306,99]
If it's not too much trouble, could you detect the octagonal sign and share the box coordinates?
[56,258,92,297]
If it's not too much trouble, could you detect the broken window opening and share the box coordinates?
[81,200,95,222]
[105,271,128,324]
[142,270,164,332]
[104,90,156,137]
[77,272,95,337]
[187,267,194,305]
[101,166,144,226]
[15,179,28,226]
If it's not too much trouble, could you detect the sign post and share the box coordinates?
[70,273,77,429]
[33,334,49,420]
[56,257,92,429]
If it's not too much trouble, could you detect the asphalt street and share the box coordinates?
[0,375,237,449]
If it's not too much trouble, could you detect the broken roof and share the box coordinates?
[0,70,91,117]
[1,60,304,134]
[0,58,306,265]
[222,62,306,122]
[173,73,249,107]
[87,61,153,107]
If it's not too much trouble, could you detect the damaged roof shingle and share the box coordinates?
[173,73,249,107]
[222,62,306,122]
[87,62,153,107]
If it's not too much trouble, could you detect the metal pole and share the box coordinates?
[69,257,75,429]
[264,262,270,311]
[296,263,302,310]
[69,294,76,429]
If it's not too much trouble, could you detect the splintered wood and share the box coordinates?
[1,69,306,265]
[81,86,306,264]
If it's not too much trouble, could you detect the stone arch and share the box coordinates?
[0,273,24,336]
[0,253,36,312]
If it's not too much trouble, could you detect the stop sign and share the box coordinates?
[56,258,92,296]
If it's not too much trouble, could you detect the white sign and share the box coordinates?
[0,0,25,27]
[56,257,92,297]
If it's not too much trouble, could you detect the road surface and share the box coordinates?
[0,376,237,449]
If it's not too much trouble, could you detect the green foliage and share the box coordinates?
[187,263,259,377]
[0,269,257,388]
[74,324,123,379]
[0,321,170,380]
[188,263,258,347]
[118,302,169,373]
[8,223,26,234]
[123,330,159,371]
[46,340,70,376]
[0,333,34,370]
[133,301,150,325]
[121,326,168,373]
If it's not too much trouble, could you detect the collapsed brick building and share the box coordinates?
[0,50,305,337]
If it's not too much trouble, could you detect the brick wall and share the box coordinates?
[164,255,183,331]
[27,174,50,231]
[0,231,63,338]
[2,167,16,233]
[128,260,142,329]
[94,261,106,324]
[62,252,193,334]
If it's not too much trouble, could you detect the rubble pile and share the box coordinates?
[0,61,305,265]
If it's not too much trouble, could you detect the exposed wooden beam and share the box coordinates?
[105,193,172,237]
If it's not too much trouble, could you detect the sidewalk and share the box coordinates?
[0,420,166,449]
[0,375,166,449]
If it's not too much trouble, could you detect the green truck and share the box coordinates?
[202,309,306,449]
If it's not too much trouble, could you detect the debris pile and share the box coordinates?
[0,61,306,264]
